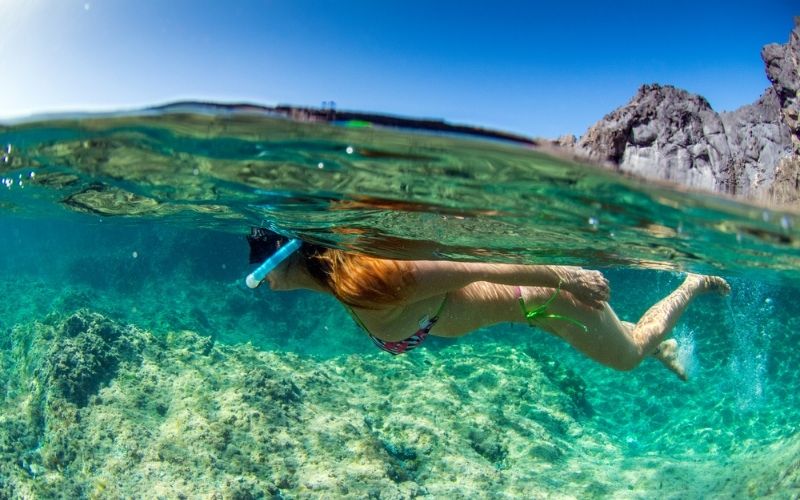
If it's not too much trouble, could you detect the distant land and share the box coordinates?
[153,17,800,208]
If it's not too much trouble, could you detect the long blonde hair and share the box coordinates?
[301,246,413,309]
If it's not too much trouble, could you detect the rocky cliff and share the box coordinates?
[574,17,800,206]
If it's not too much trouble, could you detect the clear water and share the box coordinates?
[1,105,799,497]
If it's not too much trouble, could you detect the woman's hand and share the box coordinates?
[557,267,610,309]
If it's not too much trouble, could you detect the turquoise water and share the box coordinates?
[1,105,799,497]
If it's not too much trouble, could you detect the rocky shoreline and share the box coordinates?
[568,17,800,207]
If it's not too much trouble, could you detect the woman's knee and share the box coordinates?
[607,349,643,371]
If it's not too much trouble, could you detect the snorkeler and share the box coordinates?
[246,228,730,381]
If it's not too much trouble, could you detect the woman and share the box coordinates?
[248,228,730,381]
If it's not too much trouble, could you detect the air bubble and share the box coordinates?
[317,162,325,169]
[132,251,138,259]
[588,216,599,229]
[345,146,354,155]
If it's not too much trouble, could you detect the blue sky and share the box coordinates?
[0,1,795,137]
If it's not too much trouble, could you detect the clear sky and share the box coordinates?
[0,0,795,138]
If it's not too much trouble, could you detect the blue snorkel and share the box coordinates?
[245,238,302,288]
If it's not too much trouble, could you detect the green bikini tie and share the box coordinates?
[518,281,589,333]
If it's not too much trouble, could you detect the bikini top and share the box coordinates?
[346,294,448,355]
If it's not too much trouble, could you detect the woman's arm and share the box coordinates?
[406,261,610,308]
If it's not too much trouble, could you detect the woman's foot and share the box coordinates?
[652,339,688,381]
[700,275,731,295]
[685,273,731,296]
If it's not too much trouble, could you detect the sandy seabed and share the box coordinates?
[0,310,798,499]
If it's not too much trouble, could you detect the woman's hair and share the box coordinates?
[246,228,410,308]
[298,243,413,309]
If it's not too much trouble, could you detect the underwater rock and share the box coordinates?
[167,329,216,356]
[0,311,155,497]
[576,18,800,206]
[0,314,612,497]
[241,365,303,425]
[47,327,118,406]
[30,310,146,407]
[1,310,797,497]
[468,427,508,466]
[528,440,564,463]
[528,350,592,418]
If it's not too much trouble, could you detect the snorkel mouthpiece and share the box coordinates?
[245,238,301,288]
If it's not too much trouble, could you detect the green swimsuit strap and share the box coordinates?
[517,281,589,333]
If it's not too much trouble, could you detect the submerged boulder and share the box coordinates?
[43,310,148,406]
[48,312,121,405]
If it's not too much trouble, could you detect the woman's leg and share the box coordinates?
[432,274,728,379]
[529,273,729,377]
[620,321,687,379]
[625,274,729,356]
